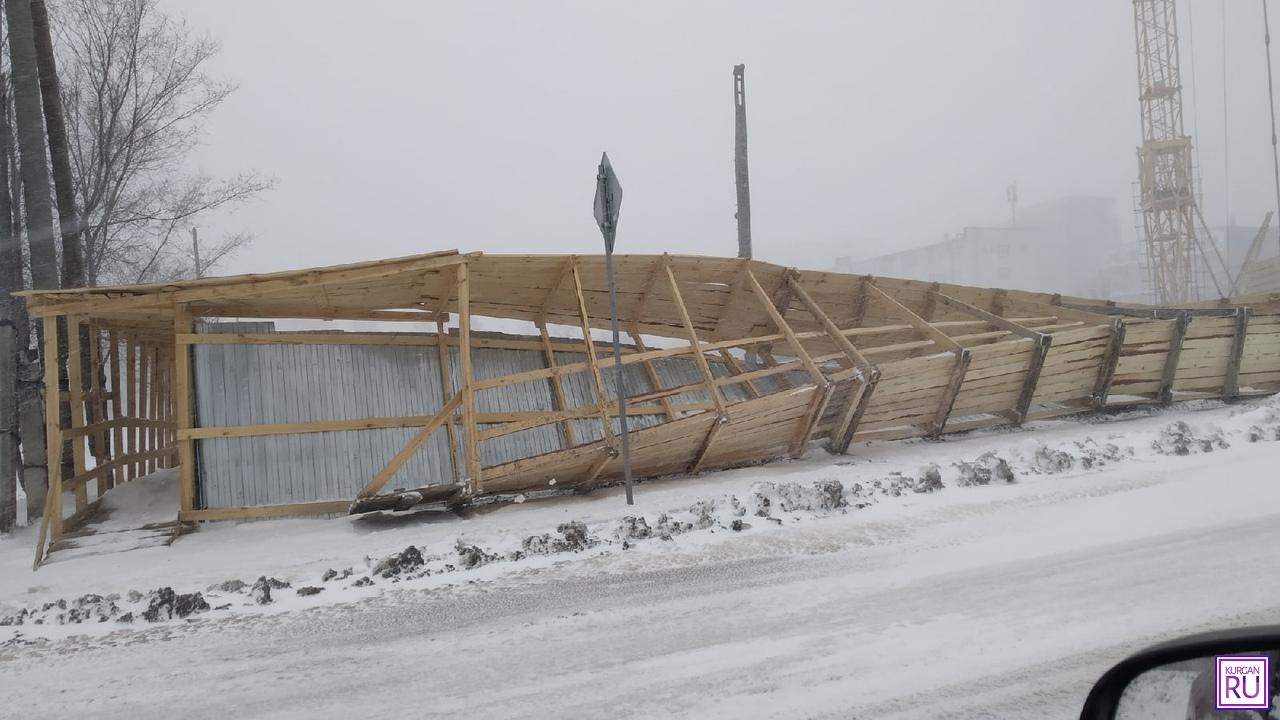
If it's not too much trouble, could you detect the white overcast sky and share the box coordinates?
[168,0,1278,273]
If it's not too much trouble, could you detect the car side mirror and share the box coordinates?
[1080,626,1280,719]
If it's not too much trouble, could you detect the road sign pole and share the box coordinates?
[594,153,634,505]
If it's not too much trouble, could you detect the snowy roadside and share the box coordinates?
[2,395,1279,643]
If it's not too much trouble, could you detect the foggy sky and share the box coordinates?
[168,0,1279,275]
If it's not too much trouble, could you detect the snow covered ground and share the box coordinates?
[2,397,1280,719]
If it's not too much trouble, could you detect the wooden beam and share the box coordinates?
[745,268,826,386]
[828,375,879,454]
[30,251,470,318]
[177,332,444,347]
[358,394,463,499]
[42,316,63,540]
[866,283,962,352]
[664,260,728,415]
[710,258,751,339]
[990,288,1008,315]
[196,305,443,322]
[1157,311,1191,403]
[435,319,462,485]
[789,384,834,457]
[930,350,972,437]
[1223,307,1250,398]
[570,259,618,445]
[180,500,352,523]
[689,416,728,473]
[630,256,666,319]
[456,262,483,492]
[1091,318,1126,409]
[718,349,760,399]
[86,320,108,480]
[174,305,196,513]
[787,276,876,374]
[577,447,616,491]
[66,317,88,512]
[1012,334,1053,424]
[630,326,677,421]
[107,329,123,491]
[929,291,1042,339]
[539,256,576,320]
[124,336,136,482]
[538,321,578,447]
[851,275,872,327]
[920,282,941,320]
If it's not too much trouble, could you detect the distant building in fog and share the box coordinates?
[834,197,1123,298]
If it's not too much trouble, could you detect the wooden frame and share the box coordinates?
[18,250,1279,567]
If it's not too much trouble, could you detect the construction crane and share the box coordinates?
[1132,0,1214,303]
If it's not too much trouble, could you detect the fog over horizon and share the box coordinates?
[170,0,1278,276]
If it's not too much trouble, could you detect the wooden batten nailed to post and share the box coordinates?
[174,305,196,518]
[1157,311,1191,404]
[456,261,483,494]
[1223,307,1250,398]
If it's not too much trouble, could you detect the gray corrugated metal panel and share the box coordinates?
[197,321,276,334]
[472,347,562,466]
[193,337,455,509]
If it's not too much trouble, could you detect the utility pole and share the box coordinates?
[191,228,202,279]
[733,64,752,259]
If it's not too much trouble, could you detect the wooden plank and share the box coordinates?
[689,416,728,473]
[788,276,876,374]
[829,375,878,454]
[358,394,463,498]
[196,304,442,322]
[577,447,616,490]
[124,335,136,481]
[630,327,677,421]
[718,349,760,398]
[866,283,962,351]
[174,305,196,513]
[180,500,352,523]
[1012,335,1053,424]
[570,259,618,445]
[789,384,833,457]
[1223,307,1250,398]
[42,316,64,540]
[930,291,1041,339]
[930,350,972,436]
[456,262,483,492]
[86,320,107,483]
[745,268,826,385]
[177,332,443,347]
[538,321,578,447]
[435,320,462,484]
[107,329,123,491]
[665,260,728,415]
[66,316,88,512]
[1158,312,1191,403]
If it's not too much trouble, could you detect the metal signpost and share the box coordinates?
[593,152,634,505]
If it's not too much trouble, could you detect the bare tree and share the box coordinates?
[7,0,59,518]
[0,71,18,532]
[54,0,268,286]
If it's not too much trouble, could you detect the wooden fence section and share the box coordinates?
[18,251,1280,561]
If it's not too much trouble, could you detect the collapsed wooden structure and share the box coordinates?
[20,250,1280,563]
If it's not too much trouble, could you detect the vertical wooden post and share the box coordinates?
[41,316,63,539]
[86,320,107,485]
[436,318,462,484]
[1223,307,1249,398]
[569,259,617,445]
[138,345,152,475]
[174,305,196,515]
[1091,318,1126,409]
[1157,311,1190,404]
[123,336,136,482]
[456,261,483,492]
[107,329,123,490]
[66,316,87,512]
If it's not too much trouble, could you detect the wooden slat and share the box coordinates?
[180,500,352,523]
[930,350,971,436]
[174,306,196,513]
[1012,335,1053,423]
[42,316,64,539]
[866,283,962,351]
[571,259,618,446]
[107,329,123,491]
[456,262,483,492]
[1158,312,1191,403]
[538,321,578,447]
[1223,307,1249,398]
[745,268,825,385]
[358,394,463,498]
[930,291,1041,339]
[66,316,88,511]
